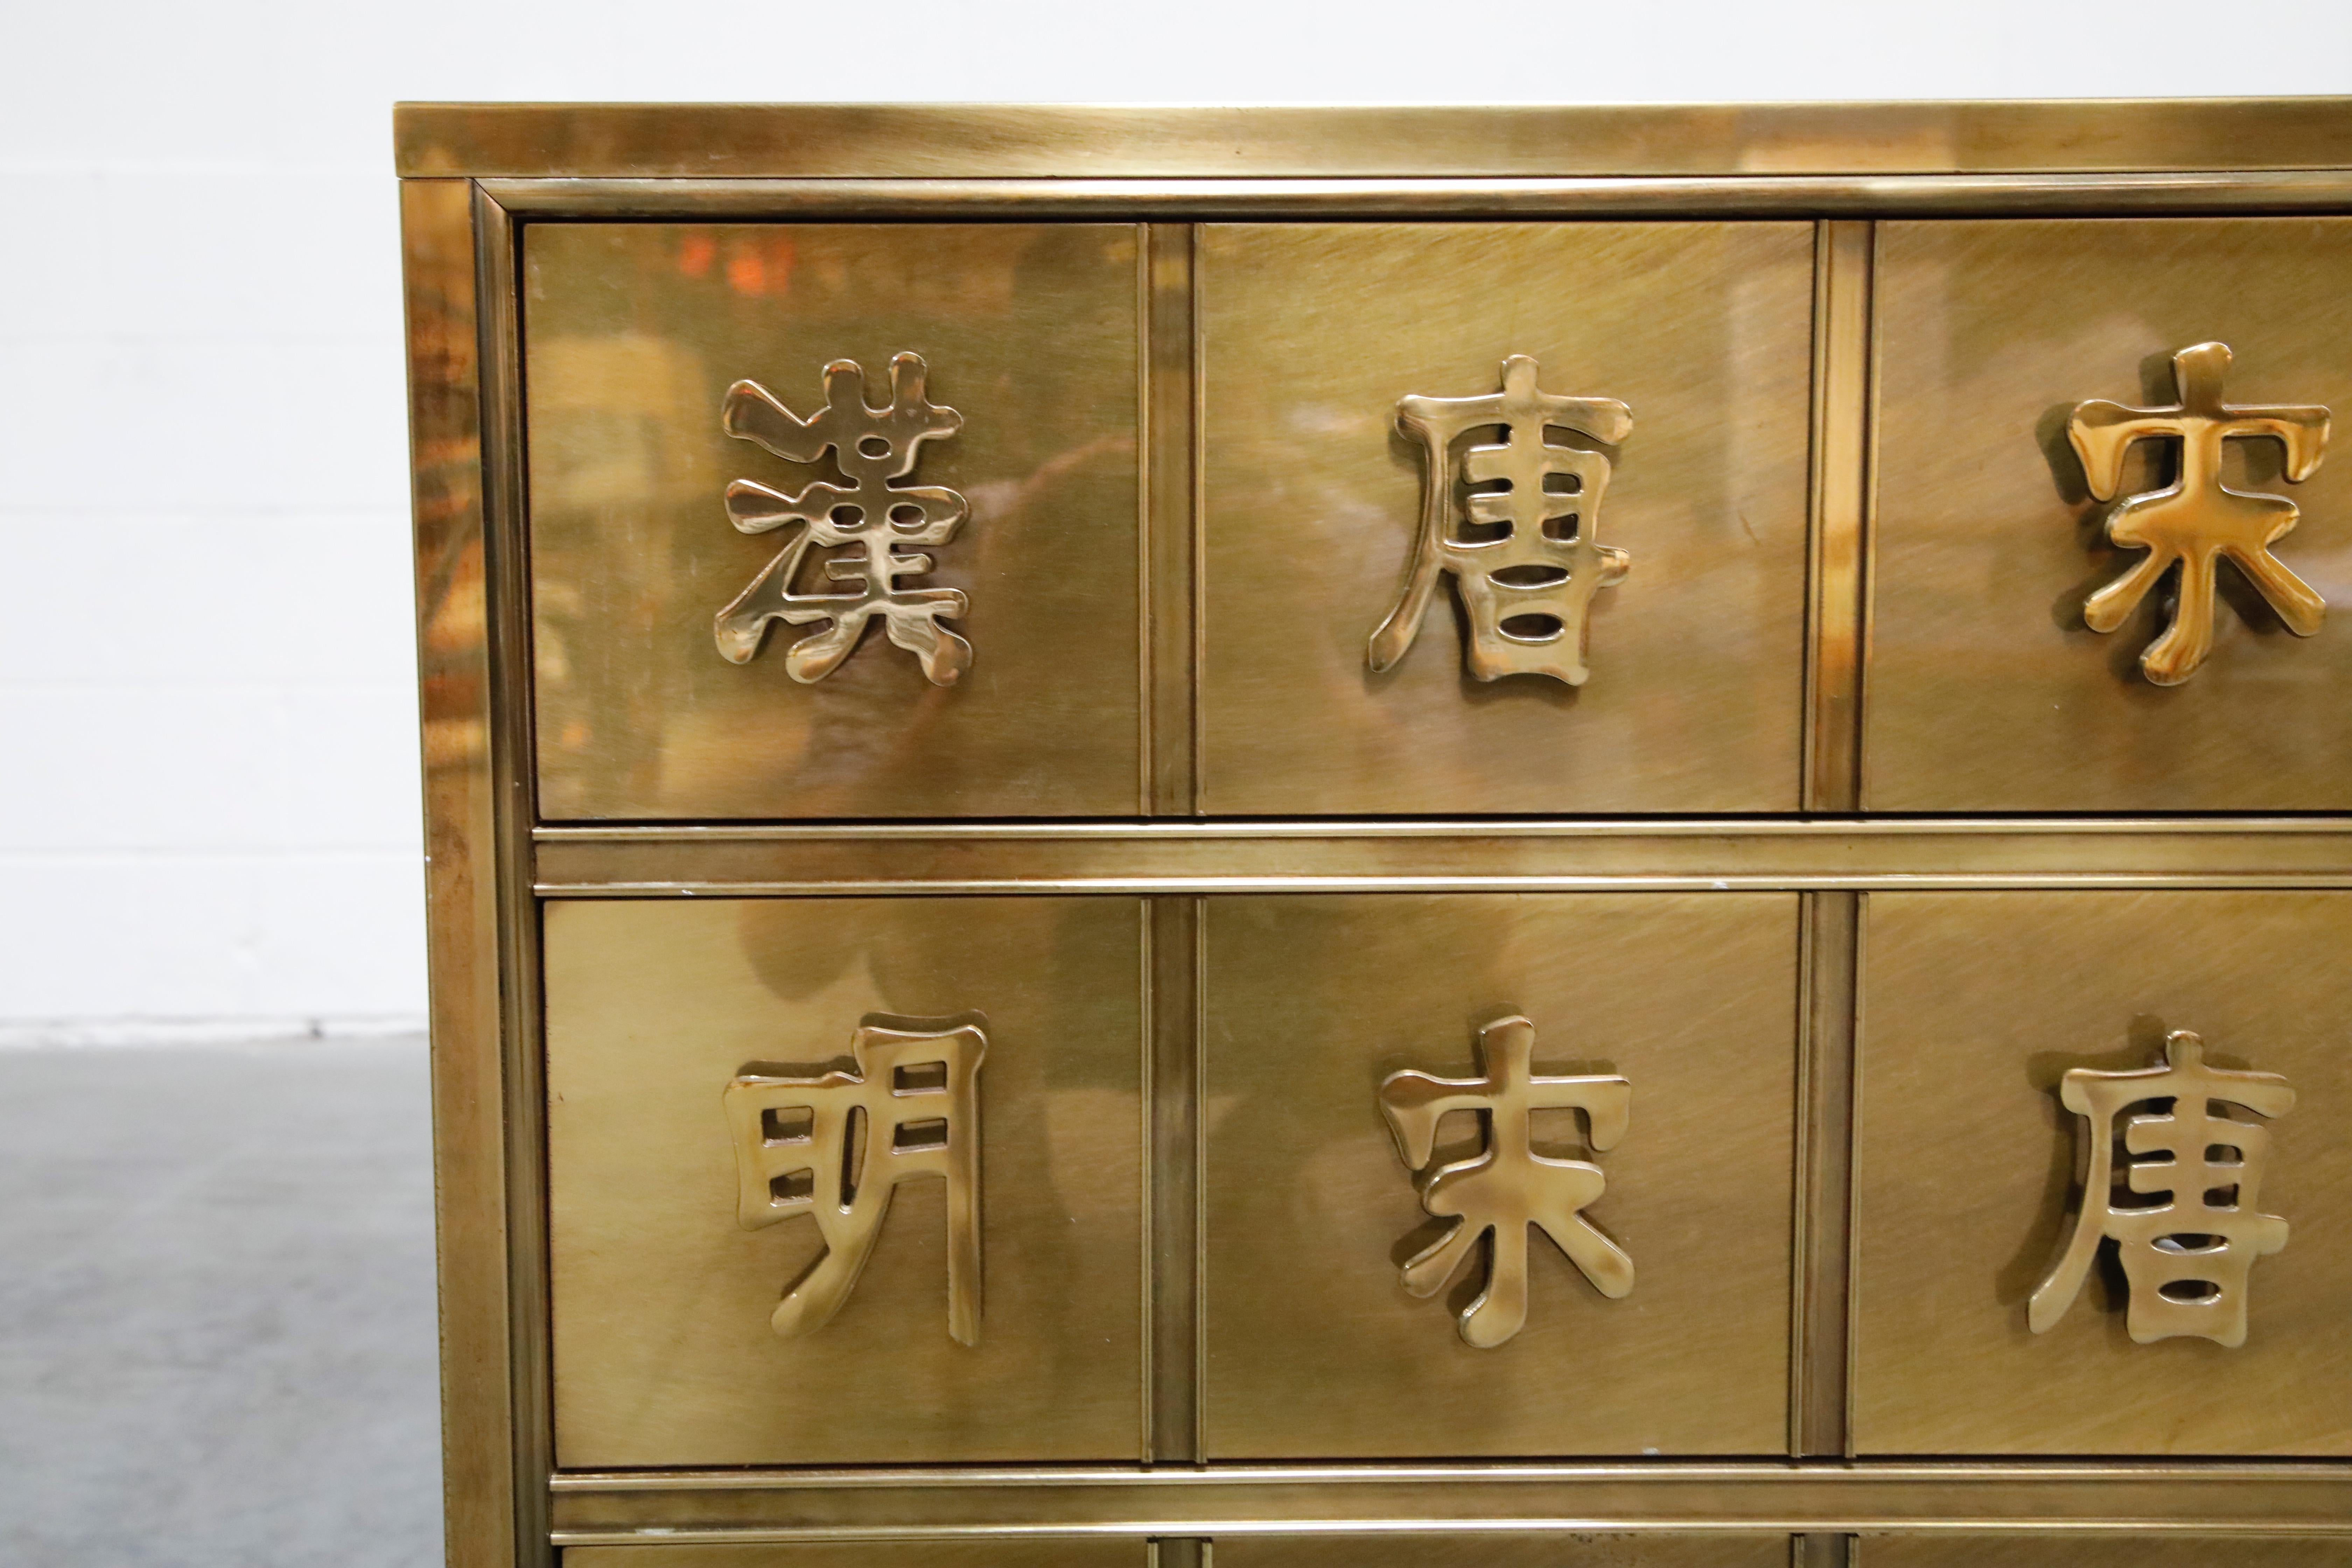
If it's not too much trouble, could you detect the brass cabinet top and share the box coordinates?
[394,99,2352,180]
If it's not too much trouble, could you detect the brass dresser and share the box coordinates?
[397,100,2352,1568]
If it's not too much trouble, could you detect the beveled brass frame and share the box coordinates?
[398,100,2352,1568]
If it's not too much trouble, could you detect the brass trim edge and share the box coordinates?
[471,183,556,1568]
[551,1462,2352,1490]
[531,821,2352,896]
[531,819,2352,841]
[471,173,2352,219]
[1144,223,1198,816]
[545,1461,2352,1541]
[1146,897,1203,1463]
[1792,891,1860,1456]
[1802,221,1874,813]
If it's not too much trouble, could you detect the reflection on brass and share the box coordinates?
[1378,1015,1633,1348]
[2071,342,2331,685]
[1371,356,1632,686]
[2031,1029,2293,1348]
[724,1016,986,1345]
[718,354,974,684]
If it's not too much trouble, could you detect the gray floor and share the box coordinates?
[0,1040,443,1567]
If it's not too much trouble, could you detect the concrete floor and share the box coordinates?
[0,1040,443,1567]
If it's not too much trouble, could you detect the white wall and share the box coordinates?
[2,2,2347,1041]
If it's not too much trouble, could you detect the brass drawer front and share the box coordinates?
[563,1549,1145,1568]
[525,222,1144,820]
[1196,222,1816,815]
[1853,890,2352,1455]
[1857,1538,2352,1567]
[543,897,1145,1465]
[1868,217,2352,811]
[1217,1537,1792,1567]
[1201,893,1799,1457]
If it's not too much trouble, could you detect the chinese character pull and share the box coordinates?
[1378,1014,1633,1348]
[2031,1029,2293,1347]
[1370,355,1632,686]
[2070,342,2330,686]
[724,1017,986,1345]
[715,353,974,685]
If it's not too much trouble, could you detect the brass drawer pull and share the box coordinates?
[716,352,975,685]
[1379,1013,1634,1347]
[1370,355,1633,688]
[723,1015,988,1346]
[2031,1028,2294,1346]
[2070,342,2330,686]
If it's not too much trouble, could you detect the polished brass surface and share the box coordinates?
[1371,357,1634,687]
[1854,892,2352,1455]
[1198,222,1813,814]
[565,1546,1143,1568]
[2029,1029,2294,1347]
[725,1018,987,1345]
[1203,895,1795,1457]
[542,898,1142,1465]
[547,1462,2352,1540]
[396,100,2352,180]
[1217,1537,1788,1568]
[1856,1538,2352,1567]
[402,101,2352,1564]
[525,222,1142,819]
[1380,1016,1636,1347]
[532,819,2352,897]
[2070,341,2331,684]
[717,355,973,684]
[1867,218,2352,810]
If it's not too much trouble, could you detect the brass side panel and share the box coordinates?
[544,898,1143,1465]
[565,1547,1144,1568]
[1857,1539,2352,1567]
[1853,891,2352,1455]
[525,223,1143,820]
[1197,223,1813,815]
[1217,1536,1789,1568]
[1202,894,1798,1457]
[1867,218,2352,810]
[405,175,538,1568]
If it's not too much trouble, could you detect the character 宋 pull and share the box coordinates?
[2070,342,2330,686]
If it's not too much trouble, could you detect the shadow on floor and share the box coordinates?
[0,1039,443,1567]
